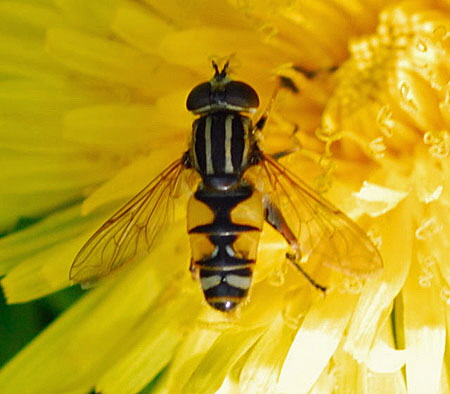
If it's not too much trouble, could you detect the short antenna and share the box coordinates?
[211,60,230,79]
[221,61,230,76]
[212,60,220,76]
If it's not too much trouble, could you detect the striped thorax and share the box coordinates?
[187,62,259,191]
[191,112,252,190]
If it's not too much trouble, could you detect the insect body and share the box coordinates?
[70,62,382,312]
[185,63,264,311]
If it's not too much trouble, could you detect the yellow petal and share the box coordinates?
[0,190,83,232]
[0,79,99,122]
[395,67,444,132]
[0,2,61,32]
[403,253,446,394]
[46,28,195,95]
[144,0,250,30]
[351,181,408,217]
[363,372,408,394]
[278,291,358,393]
[345,198,413,361]
[81,149,185,215]
[331,344,407,394]
[112,0,175,53]
[366,323,406,373]
[54,0,115,35]
[158,324,222,392]
[0,225,187,393]
[96,290,199,394]
[2,235,85,302]
[0,32,60,81]
[159,28,288,71]
[182,326,265,394]
[0,205,75,272]
[413,148,445,203]
[63,103,188,154]
[0,151,113,193]
[238,316,293,393]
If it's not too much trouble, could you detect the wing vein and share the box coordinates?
[70,158,187,285]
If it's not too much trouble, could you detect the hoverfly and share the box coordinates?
[70,61,382,312]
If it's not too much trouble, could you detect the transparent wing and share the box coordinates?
[70,158,186,286]
[254,154,382,277]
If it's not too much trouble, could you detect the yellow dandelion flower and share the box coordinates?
[1,0,449,393]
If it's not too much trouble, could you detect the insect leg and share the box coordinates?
[271,66,337,158]
[189,259,199,279]
[292,64,338,80]
[264,196,326,292]
[251,75,302,161]
[269,122,300,160]
[253,73,299,135]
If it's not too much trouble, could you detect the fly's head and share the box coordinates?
[186,61,260,115]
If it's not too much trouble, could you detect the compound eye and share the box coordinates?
[186,82,211,112]
[225,81,260,110]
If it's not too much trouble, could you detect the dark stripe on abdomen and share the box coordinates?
[201,267,252,298]
[196,235,254,268]
[189,223,258,235]
[200,266,253,312]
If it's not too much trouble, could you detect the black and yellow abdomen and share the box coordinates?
[187,184,264,311]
